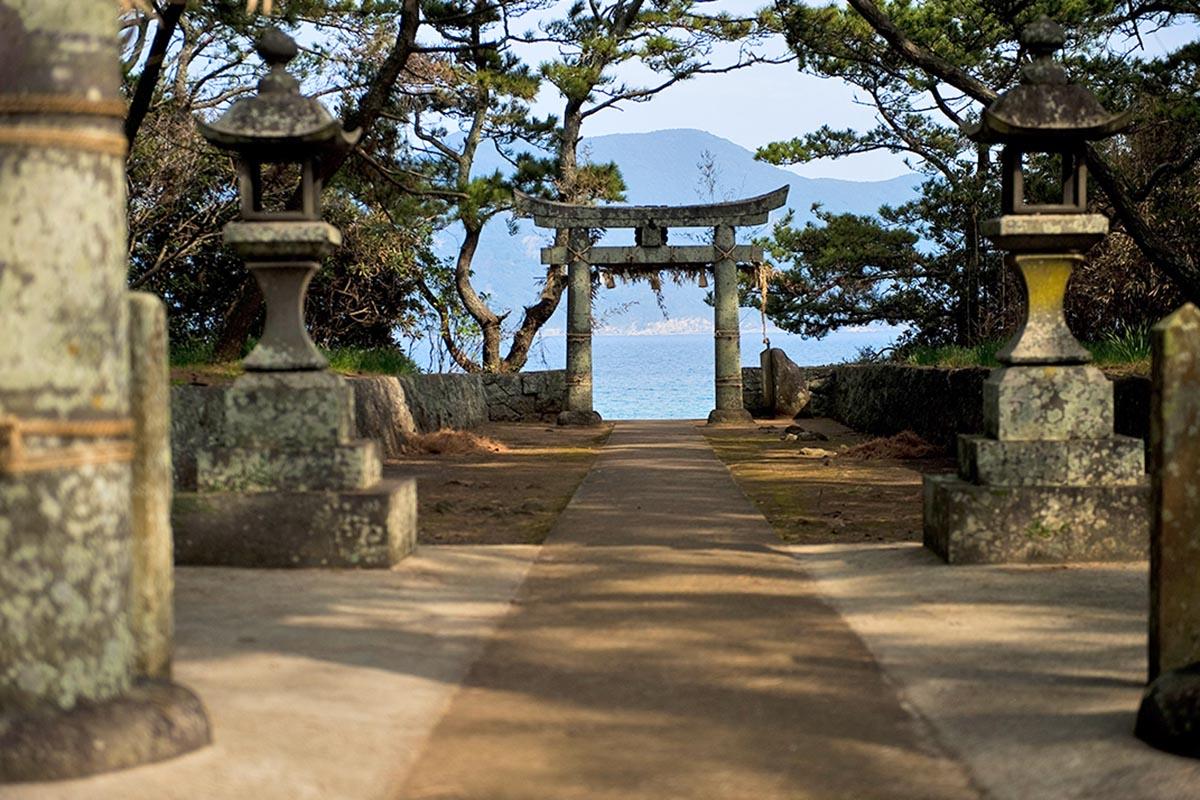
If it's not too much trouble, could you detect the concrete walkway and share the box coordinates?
[794,543,1200,800]
[2,547,540,800]
[8,419,1188,799]
[396,420,979,800]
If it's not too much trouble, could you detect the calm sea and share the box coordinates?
[513,326,903,420]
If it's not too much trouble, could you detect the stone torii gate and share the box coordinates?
[513,186,789,425]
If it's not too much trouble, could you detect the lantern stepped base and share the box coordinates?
[173,477,417,568]
[196,440,381,493]
[957,434,1144,486]
[923,473,1148,564]
[0,679,210,783]
[984,365,1113,440]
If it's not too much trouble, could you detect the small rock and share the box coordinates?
[1137,663,1200,757]
[783,424,828,442]
[798,447,837,458]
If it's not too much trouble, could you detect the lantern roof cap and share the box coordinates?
[966,16,1129,144]
[198,27,359,156]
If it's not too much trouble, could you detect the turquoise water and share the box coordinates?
[520,326,903,420]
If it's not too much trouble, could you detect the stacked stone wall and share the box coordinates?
[482,371,566,422]
[173,370,566,471]
[741,367,765,415]
[816,364,1150,452]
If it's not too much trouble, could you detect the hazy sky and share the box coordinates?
[513,5,1199,182]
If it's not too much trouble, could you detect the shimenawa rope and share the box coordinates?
[0,416,135,475]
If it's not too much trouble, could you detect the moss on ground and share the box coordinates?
[395,423,612,545]
[704,421,955,545]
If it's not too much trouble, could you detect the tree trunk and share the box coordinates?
[124,0,185,146]
[451,226,505,372]
[212,278,262,362]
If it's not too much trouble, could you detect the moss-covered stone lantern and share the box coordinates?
[198,27,359,370]
[965,14,1130,364]
[923,17,1148,565]
[178,27,417,571]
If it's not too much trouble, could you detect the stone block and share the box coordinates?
[350,376,417,459]
[957,434,1144,487]
[558,409,604,426]
[1149,303,1200,680]
[482,371,565,423]
[922,473,1148,564]
[397,373,487,431]
[741,366,765,415]
[173,477,417,568]
[128,292,174,680]
[1137,663,1200,757]
[766,348,811,417]
[222,371,355,449]
[171,385,226,490]
[196,439,381,493]
[984,365,1113,441]
[758,351,775,410]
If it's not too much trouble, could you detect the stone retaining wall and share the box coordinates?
[742,367,764,414]
[481,371,566,422]
[172,370,566,476]
[812,364,1150,450]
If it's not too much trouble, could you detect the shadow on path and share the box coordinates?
[396,420,982,800]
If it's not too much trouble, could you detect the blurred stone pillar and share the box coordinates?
[708,224,751,424]
[129,293,174,679]
[1136,303,1200,757]
[0,0,208,781]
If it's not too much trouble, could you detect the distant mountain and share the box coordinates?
[432,128,920,334]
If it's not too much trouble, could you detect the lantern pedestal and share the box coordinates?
[173,225,419,568]
[173,371,417,567]
[225,221,339,371]
[923,232,1148,563]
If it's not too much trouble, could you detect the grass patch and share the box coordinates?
[324,346,418,376]
[169,341,418,383]
[704,422,951,545]
[1087,325,1151,371]
[403,423,613,545]
[903,342,1003,368]
[900,327,1151,373]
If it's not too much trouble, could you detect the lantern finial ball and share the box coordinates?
[1021,15,1065,56]
[258,27,298,67]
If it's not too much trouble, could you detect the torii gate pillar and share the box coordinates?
[559,228,603,426]
[708,224,753,424]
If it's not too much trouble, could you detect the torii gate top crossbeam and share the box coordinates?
[513,185,789,229]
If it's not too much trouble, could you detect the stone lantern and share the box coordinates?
[923,16,1148,564]
[174,28,417,569]
[966,14,1130,366]
[198,27,359,371]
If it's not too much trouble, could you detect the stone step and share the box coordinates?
[173,477,417,568]
[923,473,1149,564]
[984,365,1113,441]
[958,434,1145,487]
[196,440,381,493]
